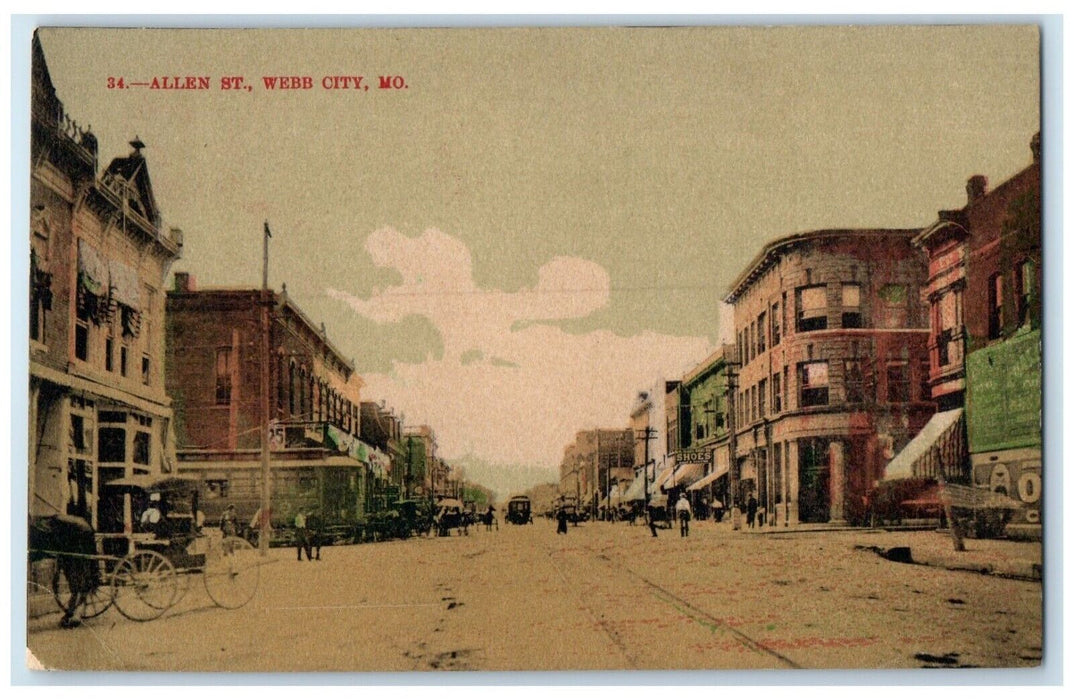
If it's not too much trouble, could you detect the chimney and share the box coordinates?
[1031,132,1041,163]
[173,272,195,292]
[966,175,988,204]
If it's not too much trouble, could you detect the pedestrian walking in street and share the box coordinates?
[675,495,692,537]
[220,503,239,537]
[484,505,495,532]
[746,494,758,529]
[308,510,323,560]
[647,505,659,537]
[294,510,312,561]
[556,508,568,534]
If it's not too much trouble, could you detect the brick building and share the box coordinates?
[910,134,1042,531]
[558,429,634,516]
[672,345,736,514]
[724,229,934,525]
[29,36,184,530]
[165,278,368,528]
[360,401,404,508]
[401,425,437,499]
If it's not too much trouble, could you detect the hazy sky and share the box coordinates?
[35,26,1040,493]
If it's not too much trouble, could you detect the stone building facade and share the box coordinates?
[724,229,934,525]
[29,36,183,531]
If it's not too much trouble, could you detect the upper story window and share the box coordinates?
[770,302,781,346]
[876,284,909,328]
[797,286,828,332]
[30,250,53,344]
[799,361,830,407]
[886,362,911,403]
[844,359,864,404]
[215,348,233,405]
[75,301,90,362]
[1015,259,1035,327]
[988,273,1004,339]
[841,284,862,328]
[918,360,932,403]
[757,312,767,353]
[772,371,782,413]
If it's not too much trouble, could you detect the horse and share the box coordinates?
[29,514,101,628]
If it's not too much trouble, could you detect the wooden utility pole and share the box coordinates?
[259,222,272,555]
[726,360,741,530]
[636,426,657,516]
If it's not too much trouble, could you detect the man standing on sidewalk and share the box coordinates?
[675,495,692,537]
[294,510,312,561]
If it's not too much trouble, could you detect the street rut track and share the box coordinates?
[545,538,801,670]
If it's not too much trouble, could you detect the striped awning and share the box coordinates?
[665,462,704,489]
[883,409,966,482]
[653,464,676,489]
[688,464,729,492]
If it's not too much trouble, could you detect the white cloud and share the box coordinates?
[328,227,714,470]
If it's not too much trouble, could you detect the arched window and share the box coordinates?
[288,361,296,415]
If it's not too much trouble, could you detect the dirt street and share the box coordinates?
[25,520,1042,672]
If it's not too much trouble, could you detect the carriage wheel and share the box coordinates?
[203,536,260,609]
[51,560,113,619]
[111,550,179,621]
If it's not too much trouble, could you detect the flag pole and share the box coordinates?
[259,221,272,555]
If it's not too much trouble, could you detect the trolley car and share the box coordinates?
[506,495,533,525]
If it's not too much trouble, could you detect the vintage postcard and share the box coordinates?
[21,24,1044,674]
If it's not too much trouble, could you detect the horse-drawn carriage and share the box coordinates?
[30,475,260,627]
[433,498,473,536]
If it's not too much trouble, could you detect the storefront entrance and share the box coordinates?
[798,438,831,523]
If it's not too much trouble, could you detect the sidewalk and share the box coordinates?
[854,528,1043,581]
[719,518,1042,581]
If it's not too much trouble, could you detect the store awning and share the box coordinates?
[622,467,656,501]
[883,409,966,482]
[688,464,729,492]
[902,482,1024,510]
[665,462,704,488]
[653,464,676,489]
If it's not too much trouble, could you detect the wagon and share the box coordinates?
[32,475,261,625]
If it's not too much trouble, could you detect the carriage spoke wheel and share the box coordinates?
[51,560,113,619]
[111,550,178,621]
[204,536,260,609]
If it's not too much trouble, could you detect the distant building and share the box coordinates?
[672,345,737,513]
[622,384,668,505]
[558,429,633,515]
[402,425,437,499]
[724,228,933,525]
[29,36,183,530]
[911,133,1042,532]
[165,277,369,529]
[360,401,404,508]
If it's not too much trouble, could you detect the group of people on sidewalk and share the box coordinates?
[554,491,766,538]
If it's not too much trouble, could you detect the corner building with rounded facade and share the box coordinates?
[724,229,933,526]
